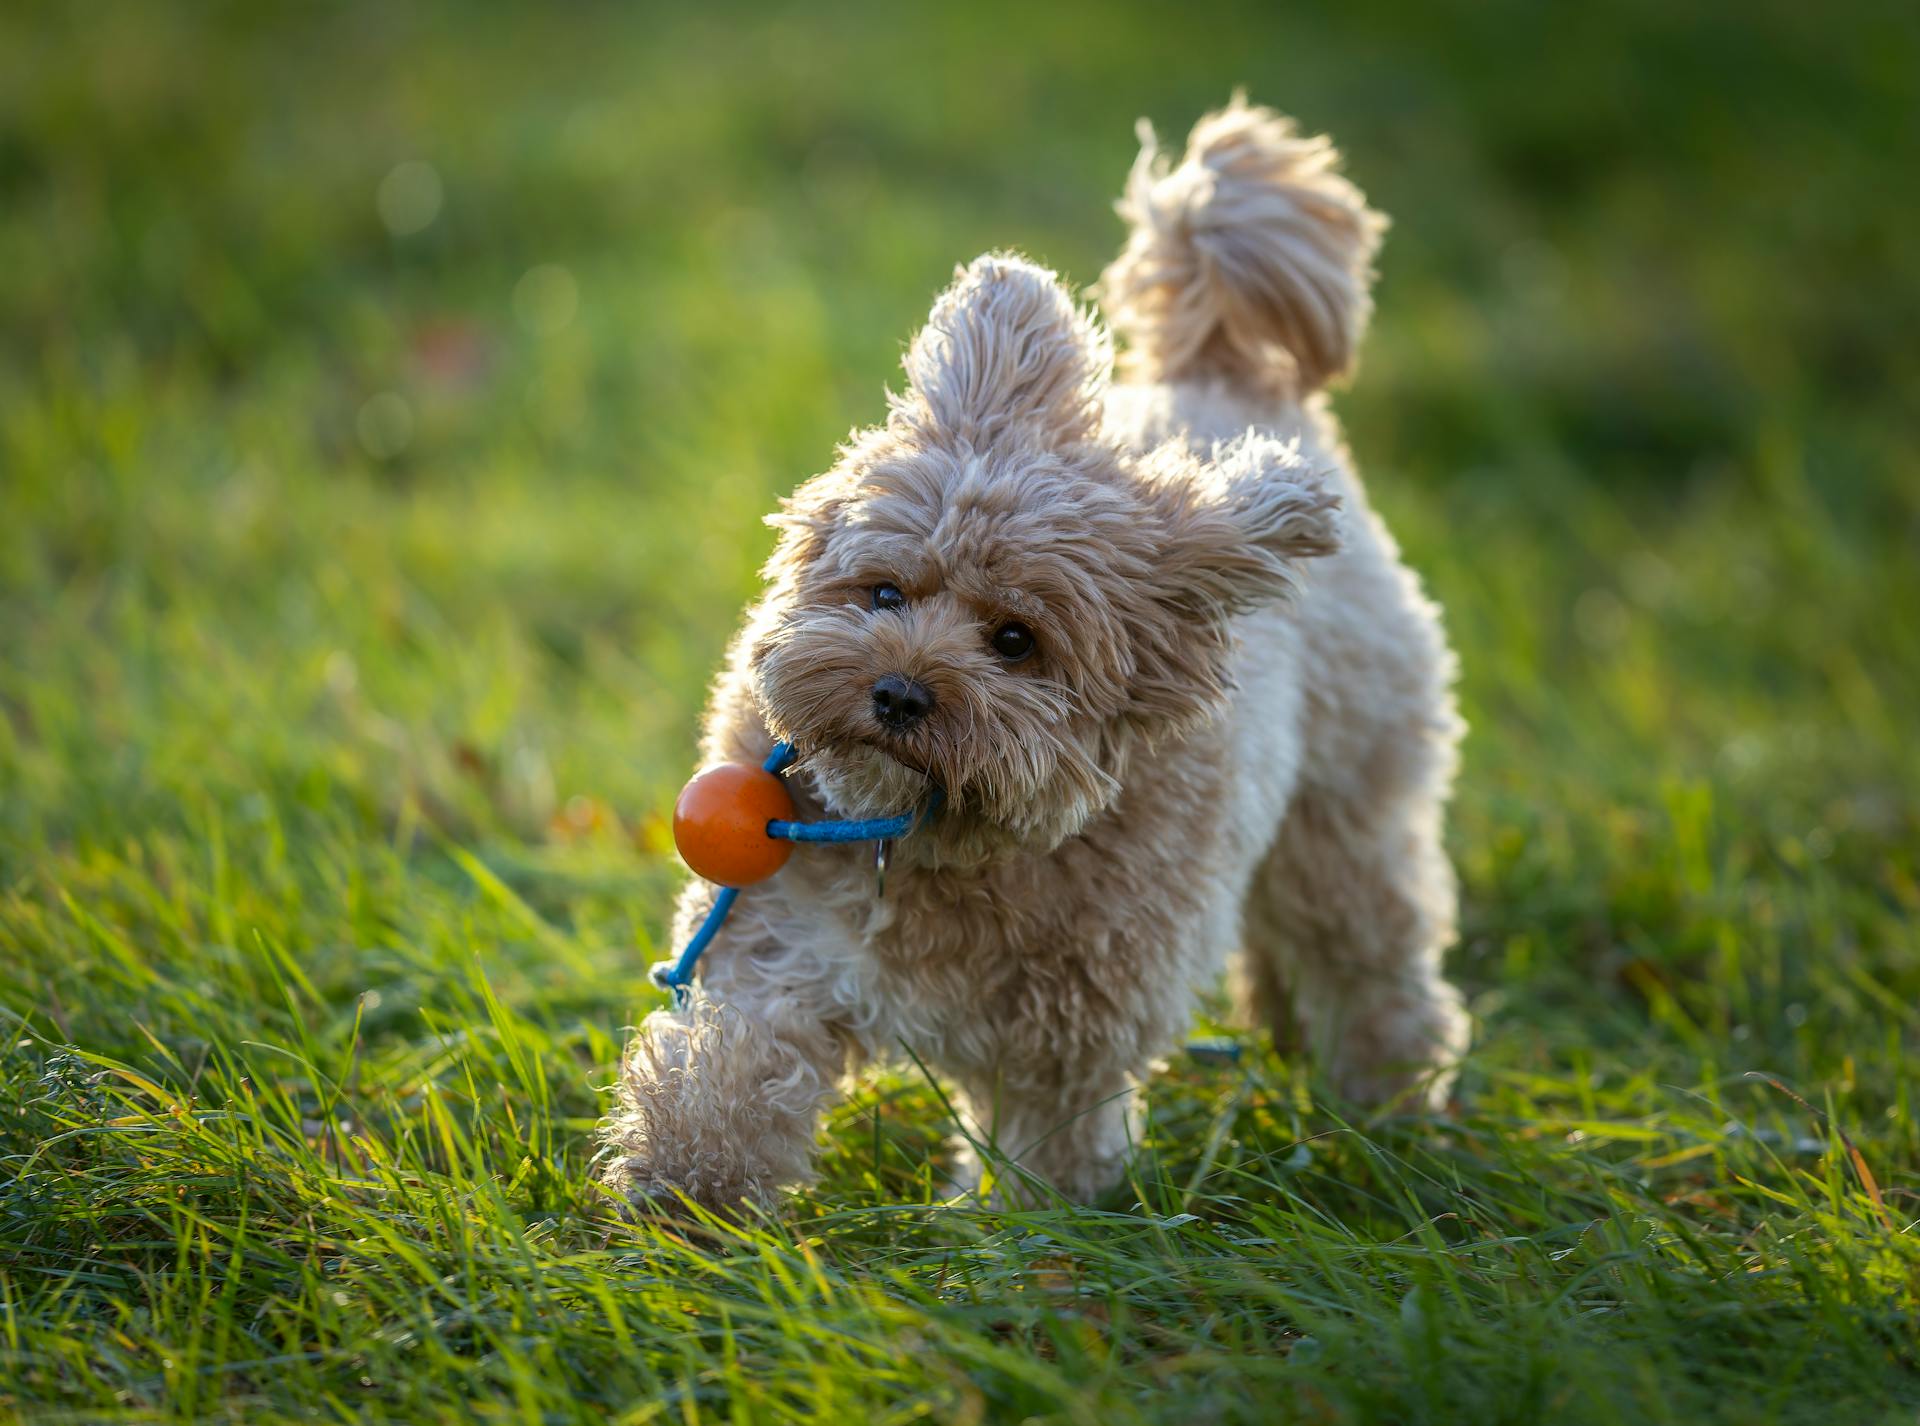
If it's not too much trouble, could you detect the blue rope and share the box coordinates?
[648,741,939,1001]
[647,886,739,998]
[768,805,935,842]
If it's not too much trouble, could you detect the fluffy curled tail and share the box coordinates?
[1098,96,1386,398]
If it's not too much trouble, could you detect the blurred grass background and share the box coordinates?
[2,1,1918,1421]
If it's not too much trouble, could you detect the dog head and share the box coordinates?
[746,254,1340,865]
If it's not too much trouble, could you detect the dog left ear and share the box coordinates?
[897,253,1112,448]
[1124,433,1340,733]
[1140,432,1342,612]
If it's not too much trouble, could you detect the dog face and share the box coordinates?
[747,256,1340,862]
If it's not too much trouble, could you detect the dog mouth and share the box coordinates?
[796,735,943,819]
[855,735,935,781]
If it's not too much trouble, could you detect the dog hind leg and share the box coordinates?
[1241,780,1467,1109]
[950,1063,1139,1207]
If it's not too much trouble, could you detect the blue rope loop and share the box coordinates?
[647,885,738,1004]
[647,741,939,1002]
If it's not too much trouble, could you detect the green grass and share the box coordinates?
[3,0,1919,1420]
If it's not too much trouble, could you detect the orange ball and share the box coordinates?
[672,761,798,887]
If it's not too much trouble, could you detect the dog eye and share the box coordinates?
[989,622,1035,662]
[871,583,907,612]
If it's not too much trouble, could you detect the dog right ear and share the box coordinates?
[760,465,858,590]
[896,253,1112,448]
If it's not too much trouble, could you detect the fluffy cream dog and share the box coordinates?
[598,98,1468,1211]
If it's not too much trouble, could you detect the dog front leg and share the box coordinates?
[598,985,845,1213]
[597,895,848,1213]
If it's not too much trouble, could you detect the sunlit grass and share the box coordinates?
[2,0,1918,1420]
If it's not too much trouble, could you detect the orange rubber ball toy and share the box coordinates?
[672,761,797,887]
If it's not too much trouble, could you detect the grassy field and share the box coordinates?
[3,1,1918,1420]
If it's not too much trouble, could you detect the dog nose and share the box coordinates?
[871,673,934,730]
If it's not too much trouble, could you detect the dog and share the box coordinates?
[598,98,1468,1211]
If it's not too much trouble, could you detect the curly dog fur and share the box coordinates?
[598,97,1468,1211]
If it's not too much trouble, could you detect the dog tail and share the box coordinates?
[1098,95,1385,398]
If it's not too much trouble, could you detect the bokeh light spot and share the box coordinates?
[514,264,579,335]
[377,160,443,236]
[356,392,415,460]
[1573,587,1628,650]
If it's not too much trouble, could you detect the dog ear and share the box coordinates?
[1123,432,1341,733]
[1142,432,1341,608]
[758,455,865,590]
[897,253,1112,448]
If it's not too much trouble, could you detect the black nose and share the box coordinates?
[871,673,934,729]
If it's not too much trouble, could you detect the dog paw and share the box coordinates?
[596,1152,779,1224]
[597,1155,688,1219]
[1328,1059,1459,1115]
